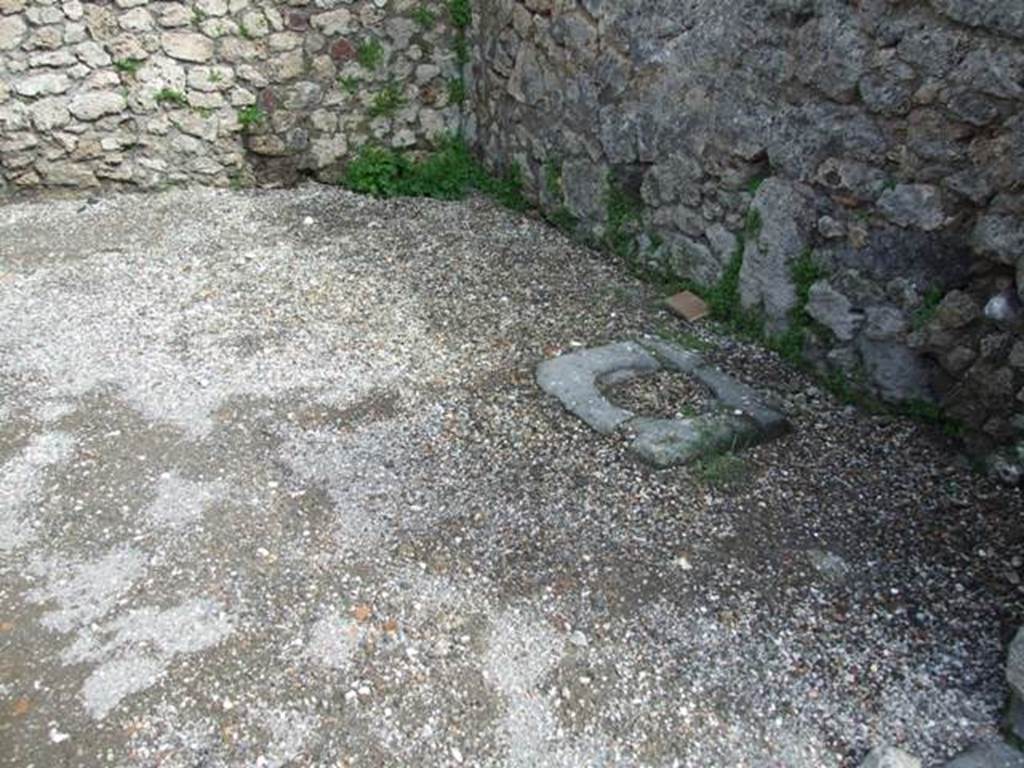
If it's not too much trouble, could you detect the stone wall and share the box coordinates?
[468,0,1024,455]
[0,0,463,189]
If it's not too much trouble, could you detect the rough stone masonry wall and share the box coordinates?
[468,0,1024,456]
[0,0,462,189]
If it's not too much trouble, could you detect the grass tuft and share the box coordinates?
[357,38,384,70]
[693,453,750,490]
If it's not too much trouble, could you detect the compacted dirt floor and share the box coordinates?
[0,186,1021,768]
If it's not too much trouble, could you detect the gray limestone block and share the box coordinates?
[536,342,660,434]
[640,338,704,374]
[642,338,788,438]
[690,365,789,439]
[1008,694,1024,742]
[1009,627,1024,701]
[738,177,818,333]
[859,746,921,768]
[627,413,760,469]
[942,741,1024,768]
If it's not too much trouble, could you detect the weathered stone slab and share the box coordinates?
[536,342,659,434]
[161,32,214,63]
[1009,627,1024,700]
[642,338,788,439]
[537,339,789,467]
[942,741,1024,768]
[628,413,759,469]
[860,746,921,768]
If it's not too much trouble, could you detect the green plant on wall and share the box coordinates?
[237,105,266,130]
[447,0,471,30]
[412,4,436,29]
[448,78,465,105]
[114,58,143,76]
[357,38,384,70]
[369,82,406,117]
[604,174,643,265]
[544,158,561,198]
[448,0,471,79]
[912,285,944,329]
[154,88,188,107]
[339,75,361,95]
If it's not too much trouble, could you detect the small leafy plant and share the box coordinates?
[339,75,360,95]
[356,38,384,70]
[368,82,405,117]
[448,0,470,64]
[155,88,188,107]
[114,58,143,76]
[237,104,266,130]
[447,78,465,105]
[912,285,944,329]
[342,136,525,210]
[412,4,436,29]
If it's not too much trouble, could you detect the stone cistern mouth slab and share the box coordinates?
[536,339,789,468]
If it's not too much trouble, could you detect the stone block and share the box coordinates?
[162,32,214,62]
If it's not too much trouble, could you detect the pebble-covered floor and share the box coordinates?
[1,185,1022,767]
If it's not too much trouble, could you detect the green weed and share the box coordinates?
[155,88,188,107]
[342,136,526,210]
[113,58,143,76]
[447,0,471,29]
[412,5,436,29]
[546,206,577,234]
[448,77,466,105]
[693,453,750,490]
[605,175,643,264]
[912,285,944,329]
[369,82,405,117]
[357,38,384,70]
[448,0,470,64]
[544,158,561,198]
[237,104,266,129]
[898,399,963,437]
[339,75,360,95]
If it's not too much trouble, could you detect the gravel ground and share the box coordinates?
[0,184,1021,768]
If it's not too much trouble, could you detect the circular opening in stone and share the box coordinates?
[602,370,714,420]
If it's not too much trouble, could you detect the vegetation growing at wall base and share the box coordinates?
[341,136,526,210]
[595,176,962,436]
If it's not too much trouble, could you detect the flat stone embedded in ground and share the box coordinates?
[537,337,789,467]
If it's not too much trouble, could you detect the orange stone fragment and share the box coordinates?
[351,603,372,623]
[665,290,710,322]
